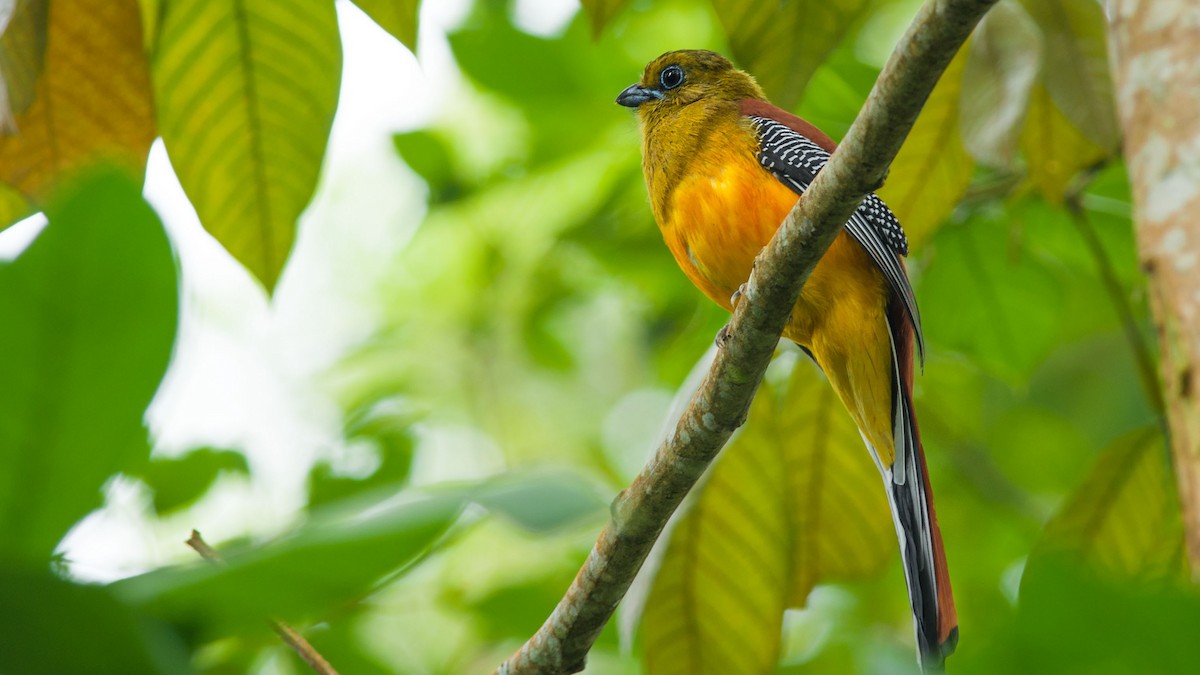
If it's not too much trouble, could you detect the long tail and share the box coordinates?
[884,299,958,671]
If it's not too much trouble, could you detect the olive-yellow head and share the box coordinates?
[615,50,765,120]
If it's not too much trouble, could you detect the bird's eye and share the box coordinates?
[660,65,685,90]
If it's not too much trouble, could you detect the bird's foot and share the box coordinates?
[730,283,748,310]
[716,323,733,348]
[871,168,889,193]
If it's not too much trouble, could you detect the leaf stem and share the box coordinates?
[1063,185,1166,418]
[185,530,339,675]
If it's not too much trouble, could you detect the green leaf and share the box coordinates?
[0,0,155,206]
[0,0,48,127]
[392,130,463,203]
[475,470,606,533]
[137,448,250,516]
[113,489,464,637]
[985,405,1093,496]
[959,559,1200,674]
[153,0,342,291]
[0,565,192,674]
[448,10,641,166]
[1029,429,1184,580]
[921,211,1065,381]
[351,0,419,52]
[958,1,1040,167]
[1021,83,1107,203]
[136,0,163,52]
[1018,0,1118,151]
[0,169,178,562]
[580,0,630,38]
[450,15,585,107]
[779,365,895,605]
[1027,333,1157,452]
[793,47,879,142]
[520,255,580,372]
[710,0,872,108]
[878,44,973,247]
[309,398,415,508]
[284,613,392,675]
[642,357,893,675]
[468,577,575,642]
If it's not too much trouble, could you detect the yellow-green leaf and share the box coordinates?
[153,0,341,291]
[1031,428,1184,580]
[135,0,162,53]
[959,1,1040,167]
[352,0,418,52]
[710,0,871,109]
[0,181,32,232]
[0,0,48,129]
[0,0,154,206]
[877,44,973,248]
[642,357,893,675]
[1020,84,1107,203]
[580,0,630,38]
[1018,0,1118,151]
[781,364,896,607]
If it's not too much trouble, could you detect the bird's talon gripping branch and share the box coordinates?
[730,282,747,310]
[872,167,890,192]
[715,323,733,348]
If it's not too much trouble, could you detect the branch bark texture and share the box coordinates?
[1108,0,1200,578]
[497,1,999,672]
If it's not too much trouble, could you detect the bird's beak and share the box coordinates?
[616,83,663,108]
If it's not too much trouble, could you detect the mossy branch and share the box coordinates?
[496,1,999,672]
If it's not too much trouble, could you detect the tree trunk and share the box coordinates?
[1108,0,1200,579]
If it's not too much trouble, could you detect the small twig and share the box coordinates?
[186,530,339,675]
[959,170,1022,207]
[1062,182,1166,418]
[270,622,339,675]
[184,530,222,562]
[496,1,1000,673]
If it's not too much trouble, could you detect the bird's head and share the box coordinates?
[616,50,765,117]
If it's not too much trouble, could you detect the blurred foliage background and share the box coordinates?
[1,0,1197,673]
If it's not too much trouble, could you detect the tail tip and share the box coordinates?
[940,624,960,658]
[920,625,959,672]
[940,626,959,659]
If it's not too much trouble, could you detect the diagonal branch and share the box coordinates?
[496,1,999,673]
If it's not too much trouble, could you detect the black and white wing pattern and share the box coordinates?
[747,115,925,362]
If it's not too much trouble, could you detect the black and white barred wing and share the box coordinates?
[747,115,925,361]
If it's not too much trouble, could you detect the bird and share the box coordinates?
[616,50,958,669]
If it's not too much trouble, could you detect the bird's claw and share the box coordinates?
[730,283,748,310]
[871,168,889,193]
[716,323,732,348]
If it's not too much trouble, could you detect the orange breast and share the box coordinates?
[655,129,897,456]
[657,131,885,348]
[663,148,784,303]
